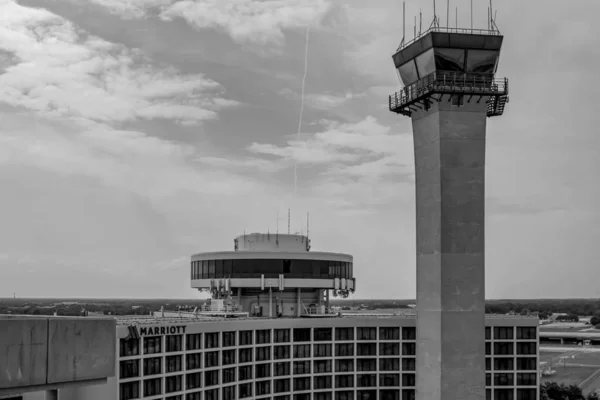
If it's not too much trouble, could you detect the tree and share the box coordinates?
[540,381,599,400]
[591,315,600,326]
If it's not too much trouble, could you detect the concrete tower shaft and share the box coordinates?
[389,27,509,400]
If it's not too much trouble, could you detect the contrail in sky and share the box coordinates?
[294,24,311,196]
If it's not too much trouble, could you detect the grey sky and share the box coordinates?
[0,0,598,299]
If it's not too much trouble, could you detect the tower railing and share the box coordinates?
[396,26,501,52]
[389,71,509,117]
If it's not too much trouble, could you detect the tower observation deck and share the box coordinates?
[190,233,355,318]
[388,25,509,400]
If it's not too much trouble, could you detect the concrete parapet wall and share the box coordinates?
[0,315,115,394]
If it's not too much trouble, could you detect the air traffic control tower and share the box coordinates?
[389,22,508,400]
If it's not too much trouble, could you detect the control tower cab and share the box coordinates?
[191,233,355,318]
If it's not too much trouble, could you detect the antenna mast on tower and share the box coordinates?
[288,209,291,235]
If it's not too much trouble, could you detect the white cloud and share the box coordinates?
[280,88,365,110]
[0,0,238,126]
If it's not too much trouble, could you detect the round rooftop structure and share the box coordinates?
[190,233,355,318]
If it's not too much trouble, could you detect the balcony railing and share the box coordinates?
[396,26,501,52]
[389,71,508,116]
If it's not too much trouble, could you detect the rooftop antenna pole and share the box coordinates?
[470,0,473,29]
[414,16,416,38]
[402,1,405,46]
[433,0,437,27]
[419,9,422,35]
[446,0,449,28]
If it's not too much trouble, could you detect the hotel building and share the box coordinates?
[26,232,539,400]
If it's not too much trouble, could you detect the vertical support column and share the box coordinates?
[237,287,241,304]
[297,288,301,317]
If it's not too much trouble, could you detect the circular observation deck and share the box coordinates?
[191,233,355,292]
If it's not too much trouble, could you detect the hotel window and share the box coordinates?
[487,389,492,400]
[294,377,311,391]
[143,378,161,397]
[239,365,253,381]
[494,389,514,400]
[119,381,140,400]
[381,390,400,400]
[314,344,332,357]
[205,332,219,349]
[486,342,491,355]
[119,359,139,379]
[275,362,291,376]
[257,329,271,344]
[256,363,271,379]
[380,358,400,371]
[357,343,376,356]
[143,357,161,376]
[402,327,416,341]
[315,375,332,389]
[166,375,182,394]
[205,351,219,368]
[494,342,513,355]
[205,370,219,387]
[401,358,416,371]
[336,391,354,400]
[186,353,202,370]
[516,373,537,386]
[293,361,310,375]
[494,358,514,371]
[314,360,332,373]
[277,396,292,400]
[239,348,253,363]
[315,393,333,400]
[223,349,236,365]
[274,378,290,393]
[205,389,219,400]
[256,346,271,361]
[294,328,311,342]
[402,343,416,356]
[336,343,354,357]
[167,396,183,400]
[517,343,536,355]
[256,381,271,396]
[335,375,354,388]
[295,394,310,400]
[120,338,139,357]
[223,331,236,347]
[494,373,514,386]
[294,344,311,358]
[186,333,202,350]
[336,359,354,372]
[275,329,291,343]
[380,374,400,387]
[144,336,162,354]
[223,385,235,400]
[223,367,236,384]
[314,328,332,341]
[357,374,377,387]
[517,327,537,340]
[186,372,202,390]
[494,327,514,340]
[335,327,354,341]
[486,373,491,386]
[239,330,253,346]
[274,345,290,359]
[166,335,183,352]
[357,359,377,372]
[239,383,253,398]
[516,357,537,370]
[357,327,377,340]
[517,389,537,400]
[402,374,416,387]
[486,357,491,370]
[166,355,183,373]
[401,389,416,400]
[358,390,377,400]
[380,327,400,341]
[485,327,491,340]
[380,343,400,356]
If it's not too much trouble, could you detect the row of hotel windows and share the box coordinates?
[190,259,353,280]
[120,327,418,357]
[121,340,536,362]
[120,326,536,357]
[120,373,537,400]
[121,356,538,380]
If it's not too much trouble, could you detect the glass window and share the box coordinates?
[166,375,182,394]
[402,327,416,341]
[204,370,219,387]
[517,327,537,340]
[223,367,236,384]
[143,336,162,355]
[186,353,201,370]
[239,365,253,381]
[494,327,514,340]
[223,331,236,347]
[380,327,400,340]
[166,335,182,352]
[166,355,182,373]
[336,359,354,372]
[274,345,291,360]
[397,60,419,85]
[239,330,253,346]
[357,359,377,372]
[494,358,514,371]
[380,358,400,371]
[223,349,236,365]
[335,328,354,341]
[120,381,139,400]
[380,374,400,387]
[143,357,161,376]
[314,328,332,341]
[494,373,514,386]
[119,338,139,357]
[294,328,311,342]
[415,48,435,78]
[119,360,139,379]
[256,381,271,396]
[434,48,465,71]
[239,383,252,398]
[314,359,332,373]
[357,327,376,340]
[401,374,415,387]
[516,357,537,371]
[335,375,354,389]
[275,361,291,376]
[466,50,499,74]
[516,373,537,386]
[275,329,290,343]
[256,363,271,378]
[143,378,162,397]
[380,343,400,356]
[401,358,416,371]
[187,333,201,350]
[357,374,376,388]
[257,329,271,344]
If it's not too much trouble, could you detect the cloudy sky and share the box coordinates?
[0,0,598,299]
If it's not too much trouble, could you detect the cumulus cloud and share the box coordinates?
[0,0,238,126]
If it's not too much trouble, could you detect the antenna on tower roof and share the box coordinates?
[414,16,416,39]
[446,0,449,28]
[419,9,422,35]
[400,1,405,48]
[430,0,439,29]
[470,0,473,29]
